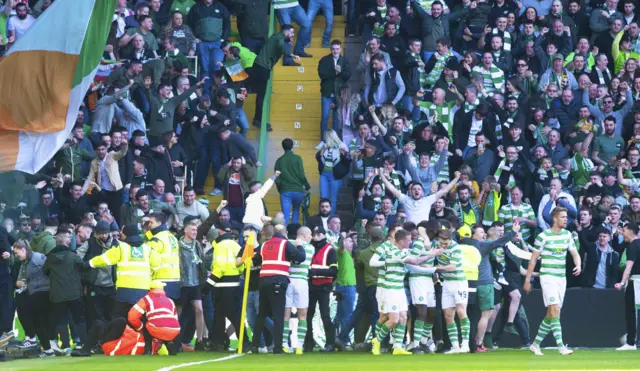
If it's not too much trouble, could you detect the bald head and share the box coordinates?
[433,88,446,102]
[274,224,287,236]
[296,226,312,243]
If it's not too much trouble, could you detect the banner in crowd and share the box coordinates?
[0,0,116,173]
[224,59,248,82]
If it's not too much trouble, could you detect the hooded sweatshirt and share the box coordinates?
[31,230,57,256]
[42,245,83,302]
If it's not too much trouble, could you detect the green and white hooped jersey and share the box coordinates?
[273,0,299,9]
[436,241,466,281]
[382,245,410,290]
[408,237,435,279]
[374,240,394,288]
[289,241,314,281]
[498,203,535,241]
[534,229,576,278]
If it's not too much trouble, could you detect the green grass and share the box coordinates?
[4,350,639,371]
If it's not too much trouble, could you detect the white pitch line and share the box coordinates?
[155,353,244,371]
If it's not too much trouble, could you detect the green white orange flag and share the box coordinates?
[0,0,116,173]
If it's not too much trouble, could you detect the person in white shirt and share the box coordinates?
[379,168,460,224]
[7,3,36,44]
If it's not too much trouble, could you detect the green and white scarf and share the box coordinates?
[494,159,516,188]
[472,64,505,94]
[418,101,455,137]
[411,53,426,87]
[492,28,512,52]
[464,98,480,113]
[368,171,403,196]
[537,167,559,181]
[425,53,447,88]
[321,148,340,172]
[482,189,502,227]
[373,7,387,36]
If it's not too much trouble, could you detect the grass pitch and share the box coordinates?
[3,349,639,371]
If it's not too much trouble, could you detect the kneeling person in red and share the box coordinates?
[128,280,181,355]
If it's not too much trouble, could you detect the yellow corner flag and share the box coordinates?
[237,233,256,354]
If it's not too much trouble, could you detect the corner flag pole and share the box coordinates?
[237,233,255,354]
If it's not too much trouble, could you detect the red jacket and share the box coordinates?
[128,289,180,341]
[102,325,145,356]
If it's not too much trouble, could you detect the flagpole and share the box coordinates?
[237,235,254,354]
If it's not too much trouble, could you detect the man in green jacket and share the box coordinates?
[54,139,96,182]
[145,76,207,136]
[188,0,231,93]
[43,227,90,357]
[248,25,301,131]
[274,138,310,225]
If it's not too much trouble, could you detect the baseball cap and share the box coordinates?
[312,225,326,235]
[457,225,472,239]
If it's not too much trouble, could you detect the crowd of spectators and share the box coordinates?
[1,0,640,359]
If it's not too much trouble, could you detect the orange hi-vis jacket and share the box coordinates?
[128,289,180,341]
[102,325,145,356]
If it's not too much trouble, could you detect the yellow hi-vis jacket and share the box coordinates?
[89,241,161,291]
[146,229,181,282]
[208,238,244,287]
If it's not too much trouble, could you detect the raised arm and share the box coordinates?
[379,167,405,200]
[433,171,461,199]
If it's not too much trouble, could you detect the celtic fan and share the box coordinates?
[525,207,581,356]
[369,227,436,355]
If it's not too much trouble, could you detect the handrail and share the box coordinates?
[256,2,276,183]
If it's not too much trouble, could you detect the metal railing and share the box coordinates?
[256,3,276,183]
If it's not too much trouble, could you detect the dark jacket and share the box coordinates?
[434,74,469,102]
[223,133,258,165]
[113,144,133,186]
[210,100,238,133]
[82,237,117,287]
[581,243,620,288]
[367,67,400,106]
[381,34,407,69]
[315,150,352,180]
[452,108,498,152]
[411,1,450,51]
[43,245,83,303]
[232,0,269,39]
[318,54,351,98]
[0,226,11,285]
[143,148,176,192]
[403,52,428,96]
[187,0,230,42]
[550,98,580,137]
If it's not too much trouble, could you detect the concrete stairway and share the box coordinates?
[202,15,346,222]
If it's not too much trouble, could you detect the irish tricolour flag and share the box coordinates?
[0,0,115,173]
